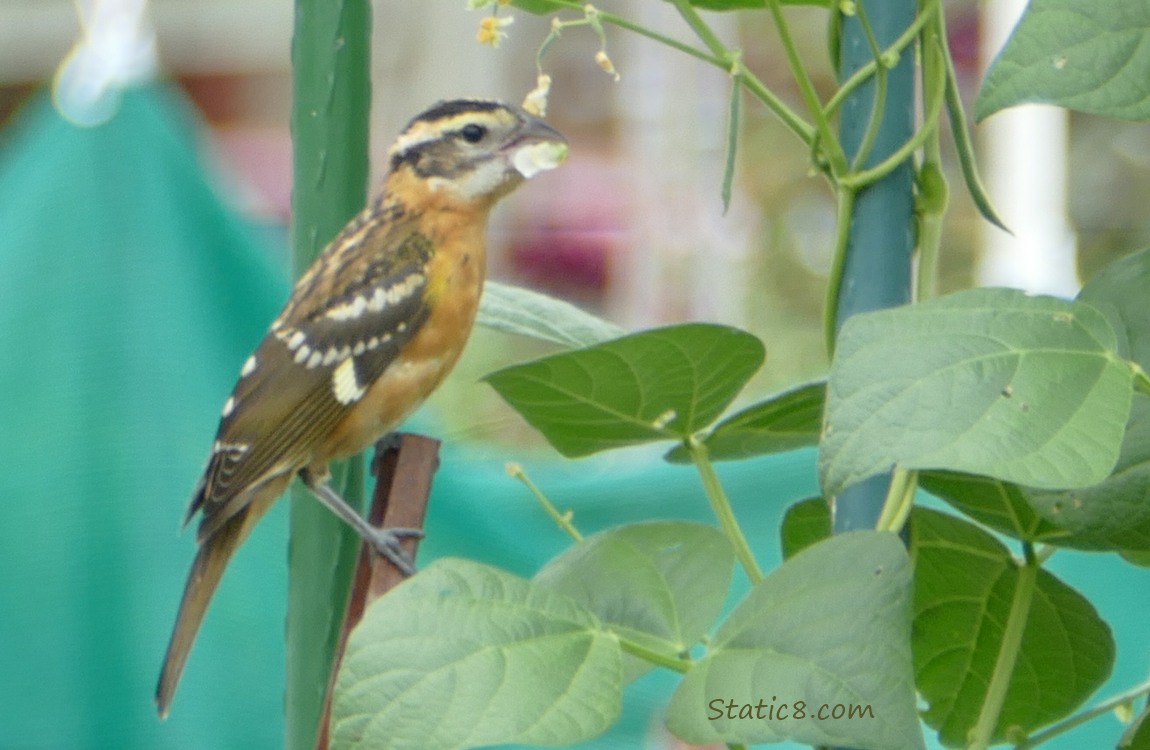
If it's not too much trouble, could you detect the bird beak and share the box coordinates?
[508,115,568,179]
[518,114,567,147]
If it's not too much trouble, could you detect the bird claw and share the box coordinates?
[365,526,423,575]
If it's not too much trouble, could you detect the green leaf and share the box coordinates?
[976,0,1150,121]
[911,508,1115,746]
[485,323,765,457]
[1079,247,1150,370]
[820,287,1133,497]
[477,280,625,348]
[1120,549,1150,567]
[779,497,831,560]
[534,521,733,681]
[665,380,824,463]
[667,0,830,7]
[509,0,568,13]
[331,559,622,750]
[924,396,1150,556]
[918,471,1066,543]
[667,532,924,749]
[1026,395,1150,552]
[667,0,765,8]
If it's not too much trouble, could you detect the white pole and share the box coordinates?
[977,0,1078,296]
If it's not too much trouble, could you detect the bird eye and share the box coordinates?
[460,123,487,143]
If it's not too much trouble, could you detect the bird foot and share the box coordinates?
[364,526,424,575]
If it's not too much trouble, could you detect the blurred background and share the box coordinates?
[1,1,1149,748]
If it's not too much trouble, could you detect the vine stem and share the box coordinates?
[530,0,814,144]
[666,0,814,145]
[669,0,728,59]
[1131,362,1150,397]
[874,467,916,532]
[617,635,692,673]
[916,0,948,302]
[846,0,890,173]
[823,2,936,119]
[506,462,583,542]
[765,0,847,174]
[840,34,947,190]
[969,552,1038,750]
[686,436,764,585]
[1013,675,1150,749]
[823,186,857,354]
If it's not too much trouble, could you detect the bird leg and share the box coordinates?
[299,469,423,575]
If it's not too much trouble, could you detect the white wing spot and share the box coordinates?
[322,346,341,366]
[221,396,236,417]
[367,336,380,351]
[325,273,424,321]
[326,295,369,322]
[240,355,257,377]
[294,344,311,364]
[286,330,306,350]
[332,357,366,405]
[353,341,366,356]
[306,349,324,369]
[367,287,387,313]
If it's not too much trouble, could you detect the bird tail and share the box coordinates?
[155,508,248,718]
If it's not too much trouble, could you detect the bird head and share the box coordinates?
[387,99,568,203]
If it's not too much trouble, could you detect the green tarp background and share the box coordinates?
[0,83,1143,749]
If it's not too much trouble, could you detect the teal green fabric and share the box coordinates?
[0,82,1144,750]
[0,83,290,748]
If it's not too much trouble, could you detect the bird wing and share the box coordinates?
[188,210,435,541]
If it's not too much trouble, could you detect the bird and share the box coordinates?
[155,99,567,717]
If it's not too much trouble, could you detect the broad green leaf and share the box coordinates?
[1120,549,1150,567]
[534,521,733,682]
[779,496,830,560]
[918,471,1066,543]
[477,280,625,348]
[912,508,1115,747]
[1026,395,1150,552]
[331,559,621,750]
[820,288,1132,497]
[485,323,765,457]
[667,532,924,749]
[976,0,1150,121]
[665,380,824,463]
[924,397,1150,555]
[1079,247,1150,370]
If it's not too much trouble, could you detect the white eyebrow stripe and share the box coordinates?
[389,123,439,157]
[389,111,505,157]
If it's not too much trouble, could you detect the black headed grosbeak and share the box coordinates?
[156,99,567,717]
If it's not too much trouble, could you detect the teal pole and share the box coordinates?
[285,2,372,748]
[830,1,916,533]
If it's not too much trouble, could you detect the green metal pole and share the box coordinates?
[830,0,916,533]
[286,2,371,748]
[829,2,916,745]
